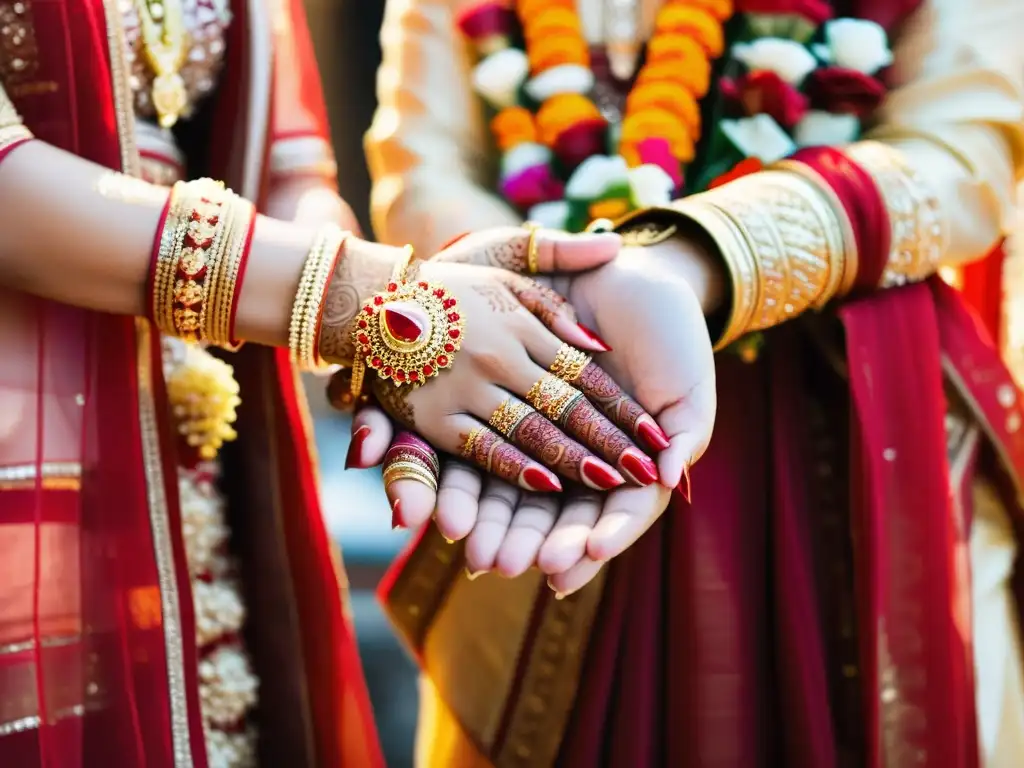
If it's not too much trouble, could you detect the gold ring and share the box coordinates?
[383,460,438,492]
[460,427,488,459]
[385,446,440,476]
[522,221,541,274]
[525,374,585,424]
[488,398,534,438]
[549,344,591,384]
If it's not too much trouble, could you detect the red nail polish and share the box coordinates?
[522,466,562,492]
[345,425,371,469]
[619,449,659,486]
[577,323,612,352]
[636,418,670,452]
[391,498,403,529]
[580,457,625,490]
[679,464,692,504]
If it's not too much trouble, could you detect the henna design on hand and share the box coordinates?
[573,362,647,434]
[561,397,635,466]
[438,232,530,271]
[317,239,401,364]
[511,412,589,483]
[460,427,532,484]
[372,377,416,428]
[502,274,566,327]
[471,283,521,314]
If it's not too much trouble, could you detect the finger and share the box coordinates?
[457,417,563,492]
[654,375,717,492]
[494,492,560,578]
[435,226,621,274]
[464,477,520,575]
[434,461,484,539]
[536,489,602,575]
[586,484,673,562]
[345,406,394,469]
[383,432,441,528]
[566,359,672,455]
[481,390,626,491]
[546,557,606,599]
[502,274,609,353]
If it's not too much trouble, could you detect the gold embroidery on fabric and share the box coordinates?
[495,577,606,768]
[846,141,946,288]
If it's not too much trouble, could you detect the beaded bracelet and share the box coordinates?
[288,224,349,370]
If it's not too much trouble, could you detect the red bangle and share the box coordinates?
[790,146,890,291]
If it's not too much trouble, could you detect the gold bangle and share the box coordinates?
[289,224,349,370]
[549,344,591,384]
[205,197,255,349]
[522,221,541,274]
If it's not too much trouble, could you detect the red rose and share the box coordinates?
[805,67,886,120]
[721,71,808,130]
[734,0,832,25]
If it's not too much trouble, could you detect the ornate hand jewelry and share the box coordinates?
[350,247,465,394]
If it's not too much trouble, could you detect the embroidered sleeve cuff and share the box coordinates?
[844,141,947,288]
[0,86,32,155]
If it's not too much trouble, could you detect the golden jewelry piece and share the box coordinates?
[522,221,542,274]
[350,246,464,396]
[844,141,946,287]
[152,178,254,345]
[525,374,585,424]
[134,0,189,128]
[385,446,441,476]
[289,224,349,370]
[549,344,591,384]
[383,459,439,493]
[619,222,679,248]
[460,427,487,459]
[489,398,534,438]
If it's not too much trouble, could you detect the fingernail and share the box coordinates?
[679,463,692,504]
[466,568,485,581]
[391,498,403,529]
[345,425,371,469]
[580,457,625,491]
[619,449,659,486]
[636,417,670,452]
[522,466,562,492]
[576,323,611,352]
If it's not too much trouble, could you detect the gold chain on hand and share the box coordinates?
[135,0,190,128]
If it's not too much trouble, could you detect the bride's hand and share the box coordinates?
[328,228,665,493]
[358,236,720,593]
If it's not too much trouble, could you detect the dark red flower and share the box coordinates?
[805,66,886,120]
[553,118,608,173]
[734,0,832,25]
[721,71,808,130]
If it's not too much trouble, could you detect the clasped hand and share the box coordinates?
[332,228,718,596]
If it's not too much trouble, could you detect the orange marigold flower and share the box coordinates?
[536,94,601,147]
[627,81,702,140]
[517,0,574,21]
[677,0,733,22]
[589,199,631,221]
[646,33,707,67]
[528,34,590,73]
[523,7,581,42]
[636,58,712,98]
[491,106,538,151]
[654,7,724,57]
[620,108,695,163]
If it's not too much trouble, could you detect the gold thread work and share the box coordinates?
[288,224,348,370]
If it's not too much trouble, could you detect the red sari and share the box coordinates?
[0,0,382,765]
[379,1,1024,765]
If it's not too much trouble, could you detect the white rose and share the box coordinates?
[472,48,529,109]
[565,155,629,199]
[817,19,892,75]
[720,115,796,164]
[525,64,595,102]
[628,164,675,207]
[731,38,817,85]
[793,110,860,146]
[500,142,551,178]
[526,200,570,230]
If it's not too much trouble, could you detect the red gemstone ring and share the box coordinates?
[351,271,464,388]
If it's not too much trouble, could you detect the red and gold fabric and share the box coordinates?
[0,0,381,765]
